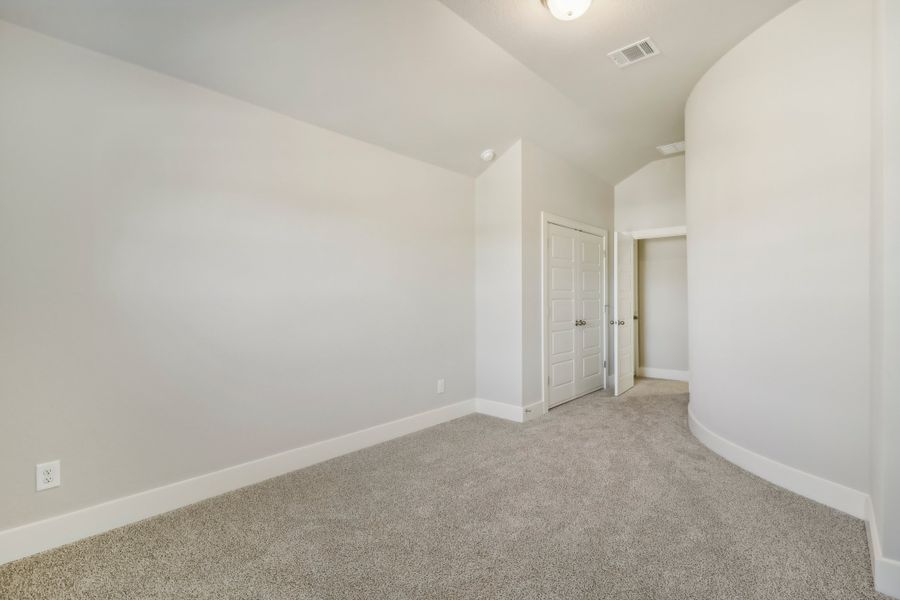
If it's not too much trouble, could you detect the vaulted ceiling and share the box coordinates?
[0,0,798,182]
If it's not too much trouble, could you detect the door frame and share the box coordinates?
[625,225,688,386]
[630,226,687,240]
[541,212,609,414]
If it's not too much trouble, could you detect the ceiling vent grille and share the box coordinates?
[656,141,685,156]
[608,38,660,68]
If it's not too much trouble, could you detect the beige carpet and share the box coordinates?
[0,379,886,599]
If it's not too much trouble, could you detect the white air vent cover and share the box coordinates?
[656,141,685,156]
[608,38,660,68]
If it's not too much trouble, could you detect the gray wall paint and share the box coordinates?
[475,142,524,406]
[0,22,475,530]
[474,140,614,408]
[871,0,900,564]
[522,141,614,407]
[686,0,872,493]
[614,155,686,381]
[614,156,685,232]
[637,237,688,372]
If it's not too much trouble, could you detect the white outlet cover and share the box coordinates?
[437,379,445,394]
[36,460,61,491]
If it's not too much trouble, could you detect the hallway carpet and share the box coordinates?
[0,380,886,599]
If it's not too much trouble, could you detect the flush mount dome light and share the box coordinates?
[542,0,592,21]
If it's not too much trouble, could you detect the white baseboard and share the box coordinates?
[0,398,477,567]
[688,405,900,598]
[473,399,545,423]
[4,398,895,599]
[521,401,546,422]
[637,367,689,382]
[474,398,526,423]
[687,405,867,519]
[867,498,900,599]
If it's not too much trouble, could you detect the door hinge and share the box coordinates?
[547,375,550,385]
[603,360,608,368]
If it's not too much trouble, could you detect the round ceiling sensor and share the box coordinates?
[542,0,592,21]
[480,149,496,162]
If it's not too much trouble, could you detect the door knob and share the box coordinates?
[618,320,625,325]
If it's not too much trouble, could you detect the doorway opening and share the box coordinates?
[613,227,688,395]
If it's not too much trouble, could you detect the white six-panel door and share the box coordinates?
[547,223,607,408]
[578,230,605,396]
[614,231,635,396]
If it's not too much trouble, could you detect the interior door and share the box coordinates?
[614,231,635,396]
[547,224,577,406]
[576,230,605,396]
[547,223,607,408]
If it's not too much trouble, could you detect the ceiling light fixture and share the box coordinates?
[480,149,496,162]
[542,0,592,21]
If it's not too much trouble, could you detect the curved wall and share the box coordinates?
[685,0,873,499]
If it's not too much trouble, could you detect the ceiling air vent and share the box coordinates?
[656,141,685,156]
[608,37,660,68]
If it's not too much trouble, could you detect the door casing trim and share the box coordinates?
[541,212,609,416]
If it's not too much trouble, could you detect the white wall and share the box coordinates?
[521,141,614,407]
[614,155,686,382]
[685,0,873,497]
[614,156,685,232]
[637,237,688,372]
[474,140,614,409]
[871,0,900,577]
[475,142,523,407]
[0,21,475,531]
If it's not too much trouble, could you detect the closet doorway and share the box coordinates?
[542,214,609,410]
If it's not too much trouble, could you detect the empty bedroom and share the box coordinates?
[0,0,897,598]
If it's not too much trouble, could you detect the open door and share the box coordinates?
[613,232,635,396]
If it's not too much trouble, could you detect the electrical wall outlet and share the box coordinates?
[36,460,61,491]
[436,378,445,394]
